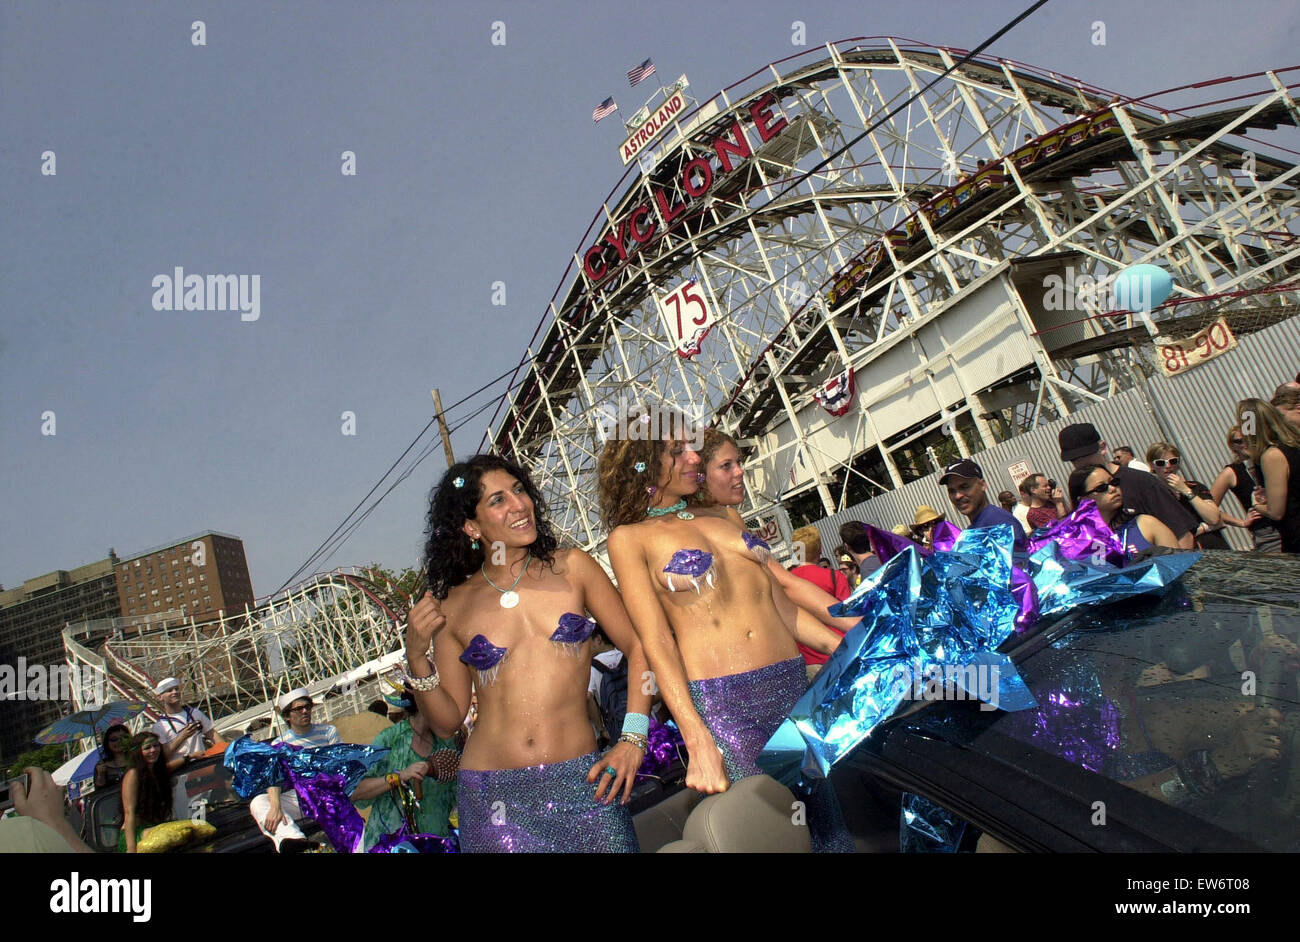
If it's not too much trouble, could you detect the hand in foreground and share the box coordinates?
[405,591,447,660]
[683,734,730,795]
[12,768,66,828]
[586,741,644,806]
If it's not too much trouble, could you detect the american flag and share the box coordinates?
[627,58,656,86]
[592,97,618,122]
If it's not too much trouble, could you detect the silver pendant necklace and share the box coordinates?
[482,551,531,609]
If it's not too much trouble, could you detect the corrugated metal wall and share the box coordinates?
[812,387,1168,552]
[1143,315,1300,529]
[810,313,1300,554]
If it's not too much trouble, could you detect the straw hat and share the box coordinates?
[912,505,944,526]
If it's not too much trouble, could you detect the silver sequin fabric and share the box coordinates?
[456,751,639,853]
[689,656,855,852]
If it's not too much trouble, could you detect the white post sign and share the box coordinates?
[1006,459,1034,489]
[659,279,715,358]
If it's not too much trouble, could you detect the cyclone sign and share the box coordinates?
[582,92,788,286]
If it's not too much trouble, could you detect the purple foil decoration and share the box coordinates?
[549,613,597,646]
[636,717,685,778]
[287,768,366,853]
[929,521,964,552]
[368,829,459,854]
[662,548,715,592]
[741,531,773,564]
[1027,499,1130,567]
[459,634,508,685]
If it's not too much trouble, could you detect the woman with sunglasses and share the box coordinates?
[1067,467,1180,554]
[1210,425,1281,552]
[93,723,132,790]
[1144,442,1228,550]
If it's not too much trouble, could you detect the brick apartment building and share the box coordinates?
[0,531,254,764]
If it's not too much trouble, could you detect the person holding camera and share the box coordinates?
[151,677,225,819]
[1021,473,1068,530]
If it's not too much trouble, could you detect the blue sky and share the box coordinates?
[3,0,1297,596]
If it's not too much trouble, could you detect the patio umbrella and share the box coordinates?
[52,748,102,798]
[33,700,148,745]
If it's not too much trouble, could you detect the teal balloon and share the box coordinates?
[1113,264,1173,312]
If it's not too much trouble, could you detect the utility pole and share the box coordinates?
[431,389,456,467]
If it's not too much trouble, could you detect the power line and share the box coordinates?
[276,355,544,591]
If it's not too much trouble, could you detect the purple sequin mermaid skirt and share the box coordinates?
[689,656,855,853]
[456,751,639,853]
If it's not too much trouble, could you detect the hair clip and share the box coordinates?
[634,461,647,473]
[453,476,466,488]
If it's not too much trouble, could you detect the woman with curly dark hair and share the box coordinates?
[403,453,652,852]
[599,422,854,852]
[118,731,183,853]
[690,428,852,665]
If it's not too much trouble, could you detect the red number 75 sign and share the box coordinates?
[658,279,715,358]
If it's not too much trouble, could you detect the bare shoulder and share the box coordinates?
[441,579,474,621]
[548,546,588,576]
[606,523,646,553]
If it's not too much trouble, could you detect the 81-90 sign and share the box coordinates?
[1155,317,1237,377]
[659,279,715,358]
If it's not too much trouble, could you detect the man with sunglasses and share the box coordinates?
[248,688,340,852]
[1113,446,1151,473]
[1059,424,1197,549]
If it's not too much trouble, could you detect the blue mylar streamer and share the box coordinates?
[760,518,1203,790]
[224,736,389,799]
[759,525,1035,785]
[1029,541,1200,617]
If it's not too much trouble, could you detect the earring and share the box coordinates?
[471,538,481,550]
[646,485,658,496]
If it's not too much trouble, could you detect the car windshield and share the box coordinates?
[909,552,1300,850]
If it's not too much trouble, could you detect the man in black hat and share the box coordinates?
[940,458,1028,553]
[1058,423,1196,549]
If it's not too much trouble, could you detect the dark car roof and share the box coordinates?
[846,551,1300,852]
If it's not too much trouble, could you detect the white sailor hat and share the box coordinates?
[154,677,180,695]
[277,687,314,712]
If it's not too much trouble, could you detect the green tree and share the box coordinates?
[7,743,67,778]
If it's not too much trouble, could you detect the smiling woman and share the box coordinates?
[403,454,654,852]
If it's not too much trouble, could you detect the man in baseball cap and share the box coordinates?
[1058,422,1196,549]
[939,458,1027,553]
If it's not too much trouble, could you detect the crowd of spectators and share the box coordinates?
[822,374,1300,565]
